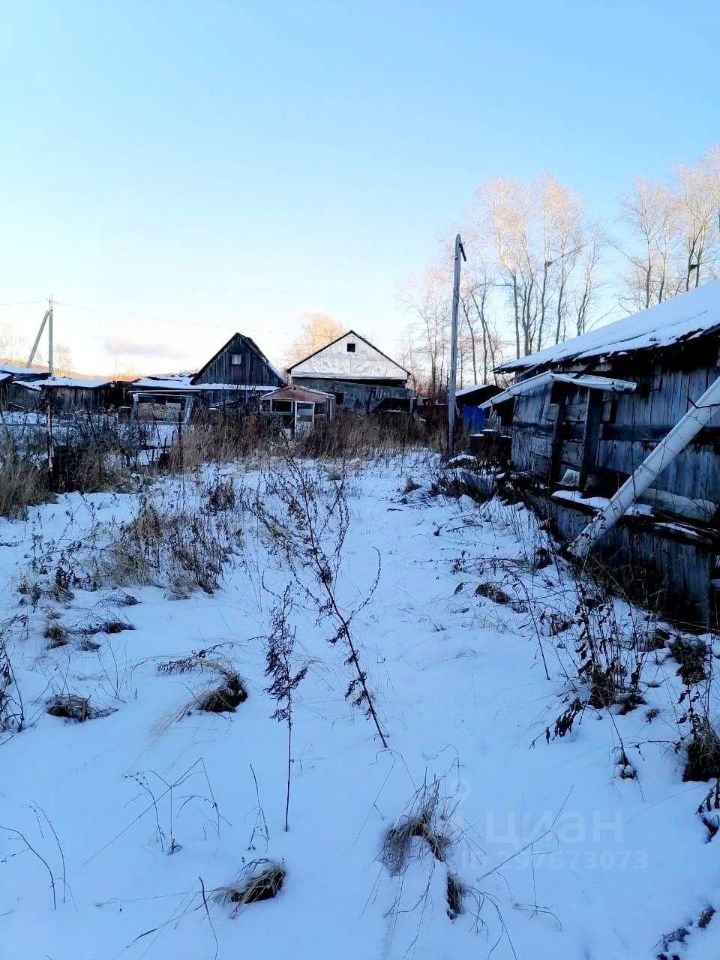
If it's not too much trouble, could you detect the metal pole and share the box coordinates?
[448,233,466,455]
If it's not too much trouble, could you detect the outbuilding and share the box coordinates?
[260,385,335,435]
[287,330,414,413]
[482,282,720,623]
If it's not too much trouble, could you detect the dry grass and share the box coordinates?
[193,673,248,713]
[46,694,113,722]
[295,411,444,460]
[100,483,240,596]
[160,412,279,472]
[382,780,453,876]
[0,445,50,518]
[685,720,720,782]
[213,861,285,914]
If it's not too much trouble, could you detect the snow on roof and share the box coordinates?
[132,374,195,389]
[0,373,11,383]
[288,330,409,380]
[37,376,112,389]
[497,281,720,374]
[13,379,42,392]
[456,383,495,397]
[262,385,334,404]
[0,364,49,377]
[480,372,637,408]
[132,378,275,394]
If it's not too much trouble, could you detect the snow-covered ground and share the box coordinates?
[0,454,717,959]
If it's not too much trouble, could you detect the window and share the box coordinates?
[346,342,356,353]
[296,402,315,423]
[334,391,345,406]
[231,353,243,366]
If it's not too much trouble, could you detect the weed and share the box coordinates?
[382,780,452,875]
[670,637,709,685]
[446,873,465,920]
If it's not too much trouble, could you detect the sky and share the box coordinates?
[2,0,720,376]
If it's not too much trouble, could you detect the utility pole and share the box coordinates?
[48,295,54,375]
[27,297,54,373]
[447,234,466,455]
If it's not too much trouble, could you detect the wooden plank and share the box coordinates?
[549,386,568,485]
[579,391,603,490]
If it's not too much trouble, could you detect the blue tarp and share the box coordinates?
[461,406,485,433]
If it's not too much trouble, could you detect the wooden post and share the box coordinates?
[549,386,568,485]
[579,391,603,490]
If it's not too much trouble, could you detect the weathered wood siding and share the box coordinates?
[511,355,720,503]
[509,341,720,622]
[292,376,413,413]
[193,334,284,389]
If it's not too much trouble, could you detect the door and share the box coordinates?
[294,402,315,435]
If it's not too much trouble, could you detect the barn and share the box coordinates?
[482,282,720,624]
[131,333,285,420]
[191,332,285,404]
[287,331,414,413]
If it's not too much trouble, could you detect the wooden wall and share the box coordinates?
[292,376,414,413]
[193,334,284,389]
[511,349,720,503]
[508,340,720,623]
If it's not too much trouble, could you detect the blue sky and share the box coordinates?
[2,0,719,374]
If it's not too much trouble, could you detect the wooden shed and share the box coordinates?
[287,331,414,414]
[131,333,285,420]
[260,385,335,435]
[483,282,720,623]
[191,332,285,405]
[39,377,118,413]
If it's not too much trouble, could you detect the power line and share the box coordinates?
[53,300,237,332]
[0,300,46,307]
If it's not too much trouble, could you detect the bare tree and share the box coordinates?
[474,176,597,358]
[400,269,451,400]
[286,312,344,366]
[676,157,719,289]
[573,225,603,336]
[460,263,500,384]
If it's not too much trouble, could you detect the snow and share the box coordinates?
[483,372,637,409]
[552,489,655,516]
[288,330,409,381]
[456,383,494,398]
[0,458,718,958]
[0,364,49,377]
[132,377,274,393]
[35,376,112,389]
[132,375,196,390]
[498,280,720,373]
